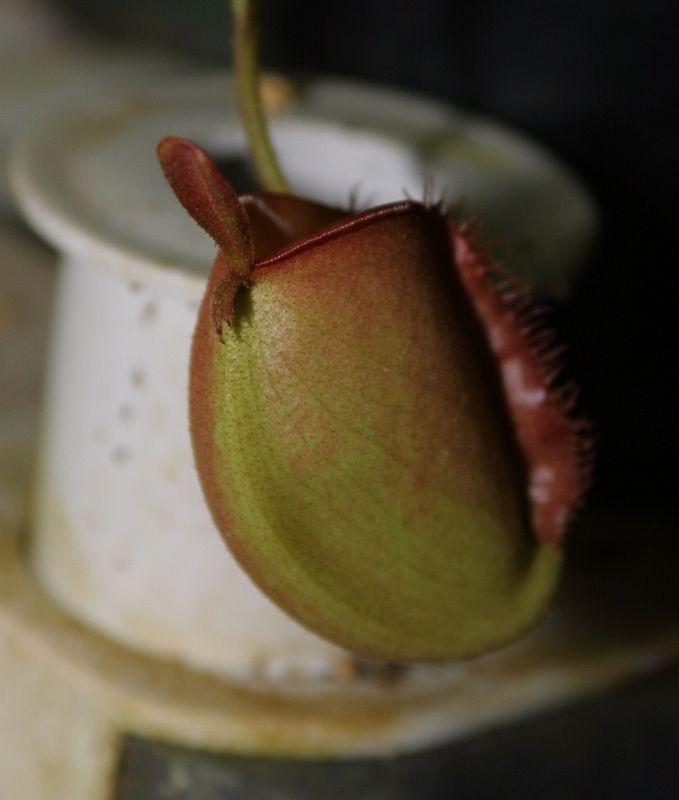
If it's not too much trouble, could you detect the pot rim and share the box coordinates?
[8,71,596,302]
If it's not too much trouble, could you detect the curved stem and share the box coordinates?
[231,0,289,192]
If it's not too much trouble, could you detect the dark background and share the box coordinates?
[60,0,678,519]
[50,1,678,797]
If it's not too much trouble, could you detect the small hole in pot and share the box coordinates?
[118,403,134,422]
[139,301,158,324]
[212,155,259,194]
[130,368,146,389]
[111,445,131,464]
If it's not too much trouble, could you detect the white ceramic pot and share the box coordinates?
[0,41,188,214]
[10,72,596,687]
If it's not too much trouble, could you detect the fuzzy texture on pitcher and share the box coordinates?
[158,136,591,661]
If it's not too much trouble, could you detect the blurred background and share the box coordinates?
[7,0,677,522]
[1,1,677,798]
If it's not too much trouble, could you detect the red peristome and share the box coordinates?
[241,193,344,260]
[252,200,419,273]
[449,219,593,545]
